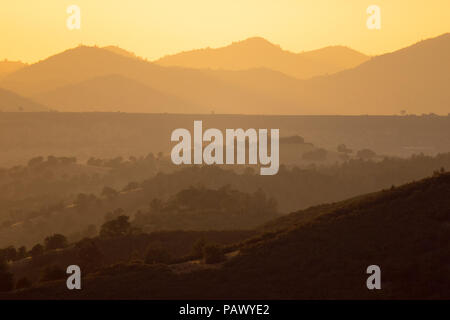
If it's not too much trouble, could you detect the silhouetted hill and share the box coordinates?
[155,37,369,79]
[102,46,140,60]
[34,74,200,113]
[1,34,449,115]
[294,33,450,115]
[0,45,282,114]
[0,88,47,112]
[4,172,449,299]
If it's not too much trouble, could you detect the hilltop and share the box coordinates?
[155,37,369,79]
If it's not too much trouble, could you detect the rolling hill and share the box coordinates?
[0,60,27,80]
[0,33,449,115]
[0,45,286,114]
[4,171,449,299]
[293,33,450,115]
[34,74,201,113]
[155,37,370,79]
[0,88,48,112]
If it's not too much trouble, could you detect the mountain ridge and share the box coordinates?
[155,36,370,79]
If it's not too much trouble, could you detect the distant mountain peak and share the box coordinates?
[155,37,369,79]
[102,45,141,59]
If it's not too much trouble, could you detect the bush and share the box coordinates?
[191,238,206,257]
[203,244,226,264]
[76,238,103,270]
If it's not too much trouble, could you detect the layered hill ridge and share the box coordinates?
[34,74,201,113]
[155,37,370,79]
[0,33,449,115]
[296,33,450,114]
[0,88,48,112]
[0,60,27,80]
[0,45,275,114]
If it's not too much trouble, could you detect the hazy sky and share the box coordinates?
[1,0,449,63]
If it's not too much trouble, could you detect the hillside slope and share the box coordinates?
[1,34,448,115]
[34,74,201,113]
[6,172,449,299]
[294,33,450,115]
[0,88,48,112]
[0,60,27,79]
[0,45,288,114]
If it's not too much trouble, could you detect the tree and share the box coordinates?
[100,215,131,238]
[28,156,44,167]
[44,234,68,251]
[30,243,44,258]
[1,246,17,262]
[337,144,353,154]
[76,238,103,270]
[104,208,124,222]
[123,181,140,192]
[203,244,226,264]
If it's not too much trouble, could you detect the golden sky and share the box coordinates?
[1,0,449,63]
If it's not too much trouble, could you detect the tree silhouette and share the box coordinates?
[30,243,44,258]
[203,244,226,264]
[44,234,68,251]
[100,215,131,238]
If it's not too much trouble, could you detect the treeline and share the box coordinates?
[0,153,174,223]
[1,152,450,248]
[133,185,278,231]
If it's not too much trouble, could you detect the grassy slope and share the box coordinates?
[4,173,450,299]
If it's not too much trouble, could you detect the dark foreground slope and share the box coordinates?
[5,173,450,299]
